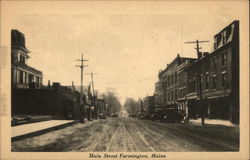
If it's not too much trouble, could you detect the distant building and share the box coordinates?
[143,96,155,114]
[159,54,196,109]
[11,30,43,89]
[153,80,163,111]
[185,21,239,123]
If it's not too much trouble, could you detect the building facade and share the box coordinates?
[185,21,239,123]
[11,30,43,89]
[153,79,164,111]
[142,96,155,114]
[159,54,196,110]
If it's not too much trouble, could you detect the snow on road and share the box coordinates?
[12,117,239,152]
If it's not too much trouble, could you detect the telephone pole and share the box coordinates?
[185,40,209,126]
[85,72,98,96]
[185,40,209,56]
[75,54,88,95]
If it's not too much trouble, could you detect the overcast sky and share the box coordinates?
[3,1,248,104]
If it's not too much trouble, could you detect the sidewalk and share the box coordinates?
[189,118,237,127]
[12,120,75,141]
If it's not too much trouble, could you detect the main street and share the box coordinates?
[12,116,239,152]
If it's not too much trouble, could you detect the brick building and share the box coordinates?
[185,21,239,123]
[159,54,195,109]
[11,30,43,89]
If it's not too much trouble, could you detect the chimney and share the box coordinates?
[52,82,60,90]
[48,80,51,88]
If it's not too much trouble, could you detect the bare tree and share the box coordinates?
[124,98,140,114]
[103,88,121,114]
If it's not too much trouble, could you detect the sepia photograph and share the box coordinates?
[0,0,249,160]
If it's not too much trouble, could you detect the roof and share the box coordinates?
[11,29,30,53]
[159,54,196,76]
[12,63,43,76]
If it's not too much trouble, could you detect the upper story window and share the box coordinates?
[213,75,217,89]
[171,91,173,101]
[19,55,26,64]
[214,37,217,50]
[222,51,227,67]
[222,31,227,44]
[205,73,209,90]
[171,75,174,86]
[168,76,170,87]
[221,72,227,87]
[212,58,217,69]
[226,27,232,40]
[175,72,177,84]
[189,78,196,93]
[174,89,177,100]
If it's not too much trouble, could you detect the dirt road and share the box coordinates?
[12,117,239,152]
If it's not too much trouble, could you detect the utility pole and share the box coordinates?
[140,99,143,114]
[85,72,99,119]
[185,40,209,126]
[85,72,98,96]
[75,54,88,95]
[185,40,209,56]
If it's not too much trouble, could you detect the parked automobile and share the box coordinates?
[129,114,137,118]
[151,109,166,121]
[137,113,151,120]
[111,113,118,117]
[98,113,106,119]
[162,108,184,123]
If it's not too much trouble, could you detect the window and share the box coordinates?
[213,58,217,69]
[222,31,227,44]
[175,89,177,100]
[200,74,203,85]
[226,27,232,40]
[222,51,227,66]
[171,91,173,101]
[222,72,226,87]
[194,79,196,91]
[36,77,40,87]
[20,71,23,84]
[213,75,217,89]
[23,72,27,84]
[171,75,173,85]
[20,55,26,64]
[205,73,209,90]
[175,72,177,84]
[214,37,217,50]
[168,77,170,87]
